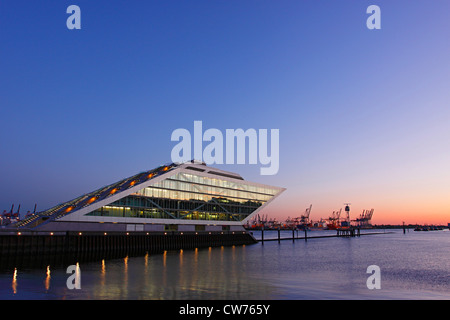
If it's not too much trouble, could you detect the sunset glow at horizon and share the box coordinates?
[1,1,450,226]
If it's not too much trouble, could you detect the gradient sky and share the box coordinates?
[1,1,450,225]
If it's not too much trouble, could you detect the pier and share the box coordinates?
[336,227,361,237]
[254,227,388,244]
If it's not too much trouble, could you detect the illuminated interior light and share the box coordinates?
[87,197,97,204]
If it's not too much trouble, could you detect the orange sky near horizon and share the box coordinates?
[259,191,450,226]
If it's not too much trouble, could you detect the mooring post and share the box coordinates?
[403,222,406,234]
[292,228,295,242]
[304,228,307,242]
[278,227,280,243]
[261,226,264,244]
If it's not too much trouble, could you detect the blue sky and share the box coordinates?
[1,1,450,224]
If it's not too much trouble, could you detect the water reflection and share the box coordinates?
[44,266,51,291]
[73,245,276,299]
[100,260,106,287]
[3,231,449,299]
[12,268,17,295]
[123,256,128,295]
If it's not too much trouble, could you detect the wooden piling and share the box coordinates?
[261,227,264,244]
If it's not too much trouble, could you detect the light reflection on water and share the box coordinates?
[1,230,449,299]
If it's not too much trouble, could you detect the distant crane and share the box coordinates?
[258,214,268,226]
[299,204,312,227]
[1,203,21,225]
[354,209,374,228]
[25,204,38,218]
[327,208,342,229]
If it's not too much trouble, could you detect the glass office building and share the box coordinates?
[16,161,285,232]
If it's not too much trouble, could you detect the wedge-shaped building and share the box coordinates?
[16,161,285,233]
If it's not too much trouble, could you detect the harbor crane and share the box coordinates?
[300,204,312,225]
[353,209,374,228]
[1,204,21,225]
[327,208,342,228]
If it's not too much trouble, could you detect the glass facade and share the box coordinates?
[86,172,279,222]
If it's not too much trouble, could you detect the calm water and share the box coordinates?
[1,229,449,300]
